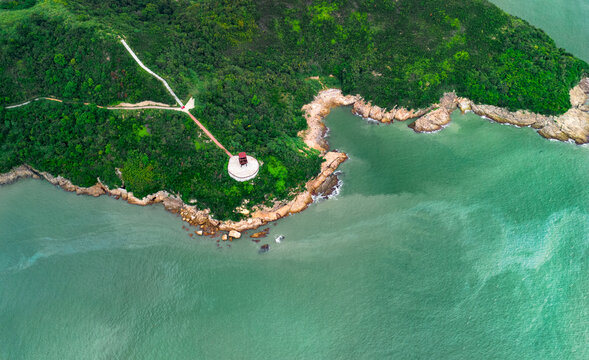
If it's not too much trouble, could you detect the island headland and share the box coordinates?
[2,76,588,239]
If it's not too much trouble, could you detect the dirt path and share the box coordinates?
[5,97,63,109]
[120,39,184,107]
[120,37,231,156]
[185,111,232,157]
[5,38,233,158]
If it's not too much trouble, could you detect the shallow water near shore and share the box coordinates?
[1,107,589,359]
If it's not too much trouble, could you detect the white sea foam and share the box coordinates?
[312,171,343,203]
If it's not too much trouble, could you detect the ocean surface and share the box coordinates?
[1,2,589,360]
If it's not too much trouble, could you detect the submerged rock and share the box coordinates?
[251,228,269,238]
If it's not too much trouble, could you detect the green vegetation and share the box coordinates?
[0,6,172,106]
[0,102,320,218]
[0,0,36,10]
[1,0,587,219]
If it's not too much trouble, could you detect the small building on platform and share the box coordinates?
[228,152,259,182]
[238,152,248,166]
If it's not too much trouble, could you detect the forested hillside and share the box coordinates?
[1,0,587,219]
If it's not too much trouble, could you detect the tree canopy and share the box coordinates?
[1,0,586,219]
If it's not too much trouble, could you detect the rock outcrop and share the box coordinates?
[211,151,348,232]
[229,230,241,239]
[463,78,589,144]
[408,78,589,144]
[351,98,431,123]
[314,173,340,198]
[0,165,39,185]
[300,89,359,153]
[409,107,451,133]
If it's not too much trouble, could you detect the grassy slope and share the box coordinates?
[0,0,587,220]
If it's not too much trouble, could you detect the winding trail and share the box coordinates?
[5,38,233,158]
[5,97,63,109]
[119,38,232,156]
[120,39,184,107]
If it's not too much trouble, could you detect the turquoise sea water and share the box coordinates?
[1,2,589,359]
[2,109,588,359]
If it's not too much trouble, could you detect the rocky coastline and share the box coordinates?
[2,77,588,239]
[350,77,589,145]
[0,89,352,238]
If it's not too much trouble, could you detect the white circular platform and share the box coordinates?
[228,155,259,181]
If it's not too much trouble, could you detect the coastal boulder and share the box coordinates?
[440,92,458,111]
[457,98,472,113]
[229,230,242,239]
[381,108,396,123]
[352,99,372,118]
[368,105,385,121]
[409,108,451,133]
[570,85,587,108]
[556,108,589,144]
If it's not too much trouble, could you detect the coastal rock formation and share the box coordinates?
[368,105,386,121]
[470,104,538,127]
[300,89,359,153]
[405,78,589,144]
[250,228,269,238]
[439,92,458,111]
[3,78,587,237]
[0,165,39,185]
[352,99,372,119]
[579,77,589,93]
[381,109,395,123]
[570,86,586,108]
[409,107,451,133]
[457,98,472,113]
[314,173,340,198]
[552,109,589,144]
[351,98,432,123]
[404,93,456,132]
[394,107,431,121]
[215,151,348,232]
[464,78,589,144]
